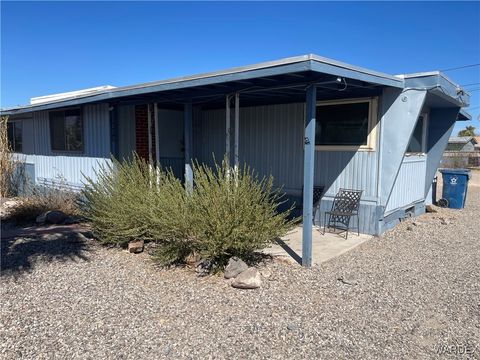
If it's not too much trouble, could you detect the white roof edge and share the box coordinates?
[396,71,462,89]
[30,85,117,105]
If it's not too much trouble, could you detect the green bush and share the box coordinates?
[187,161,294,267]
[81,155,295,268]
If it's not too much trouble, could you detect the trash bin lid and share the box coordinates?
[439,168,471,175]
[439,168,471,179]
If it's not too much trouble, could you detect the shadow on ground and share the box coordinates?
[274,238,302,265]
[1,223,92,276]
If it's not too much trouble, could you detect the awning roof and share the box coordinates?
[1,54,470,115]
[1,54,403,115]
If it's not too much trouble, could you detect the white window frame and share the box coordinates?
[314,97,378,152]
[405,112,428,156]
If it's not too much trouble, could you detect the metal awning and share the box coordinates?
[1,54,404,115]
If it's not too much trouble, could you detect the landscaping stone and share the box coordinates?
[128,240,144,253]
[224,257,248,279]
[439,217,450,225]
[195,259,212,277]
[231,267,262,289]
[36,212,47,224]
[45,210,67,224]
[260,267,272,279]
[63,216,79,225]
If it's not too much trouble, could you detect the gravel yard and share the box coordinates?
[1,186,479,359]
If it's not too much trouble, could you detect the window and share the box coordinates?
[7,121,23,153]
[315,98,377,150]
[406,114,427,154]
[49,109,83,152]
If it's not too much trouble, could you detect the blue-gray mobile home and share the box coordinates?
[2,55,471,266]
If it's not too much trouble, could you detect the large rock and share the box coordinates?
[128,240,144,253]
[224,257,248,279]
[45,210,67,224]
[231,267,262,289]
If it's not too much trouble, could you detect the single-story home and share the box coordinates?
[445,136,478,152]
[1,54,471,266]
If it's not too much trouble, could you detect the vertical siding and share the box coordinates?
[32,103,110,157]
[197,103,379,200]
[83,103,111,157]
[385,156,427,213]
[318,201,379,235]
[27,104,111,186]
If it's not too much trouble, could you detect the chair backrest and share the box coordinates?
[301,186,324,207]
[313,186,324,207]
[331,188,363,214]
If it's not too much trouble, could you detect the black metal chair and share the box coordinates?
[323,188,363,239]
[293,186,324,225]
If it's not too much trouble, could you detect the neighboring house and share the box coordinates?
[474,136,480,151]
[445,137,477,152]
[1,54,471,264]
[442,136,480,168]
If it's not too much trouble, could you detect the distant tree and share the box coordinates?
[457,126,477,137]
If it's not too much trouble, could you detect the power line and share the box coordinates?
[461,82,480,87]
[441,63,480,72]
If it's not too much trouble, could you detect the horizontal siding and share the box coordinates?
[385,156,427,213]
[15,154,112,187]
[197,103,379,200]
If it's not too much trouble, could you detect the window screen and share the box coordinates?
[49,109,83,151]
[7,121,23,152]
[315,102,370,146]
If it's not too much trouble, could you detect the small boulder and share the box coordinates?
[224,257,248,279]
[425,204,438,213]
[36,212,47,224]
[232,267,262,289]
[45,210,67,224]
[128,240,144,253]
[260,267,272,279]
[195,259,213,277]
[440,218,450,225]
[63,216,79,225]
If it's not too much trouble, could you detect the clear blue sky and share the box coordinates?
[1,1,479,133]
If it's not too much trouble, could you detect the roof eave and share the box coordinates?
[1,54,403,115]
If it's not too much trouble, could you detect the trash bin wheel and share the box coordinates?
[437,198,449,208]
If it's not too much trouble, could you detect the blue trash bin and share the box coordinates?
[439,169,471,209]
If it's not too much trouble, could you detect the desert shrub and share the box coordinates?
[6,183,79,223]
[81,155,294,268]
[81,156,154,246]
[185,161,295,267]
[0,116,26,198]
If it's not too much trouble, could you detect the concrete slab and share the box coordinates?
[263,226,371,266]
